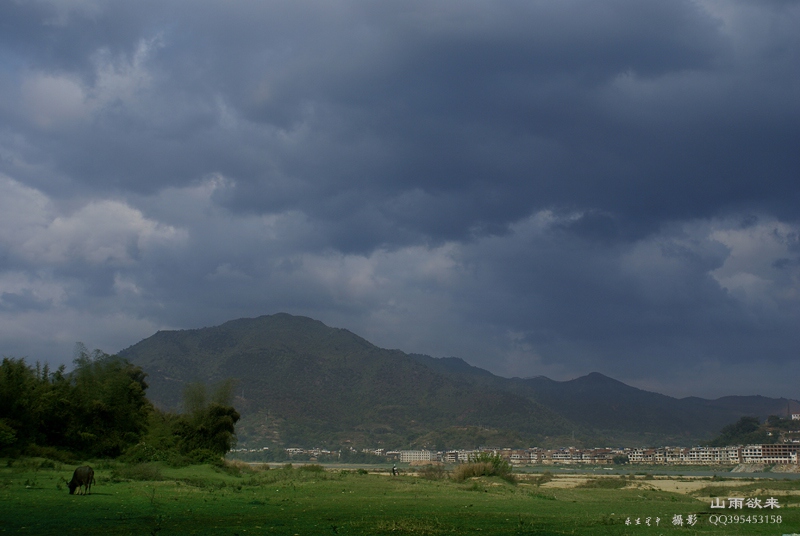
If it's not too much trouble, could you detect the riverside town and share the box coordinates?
[232,442,799,466]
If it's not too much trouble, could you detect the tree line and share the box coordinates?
[0,345,239,464]
[707,414,800,447]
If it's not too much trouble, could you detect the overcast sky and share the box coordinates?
[2,0,799,399]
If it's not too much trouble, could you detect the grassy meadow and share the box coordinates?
[1,459,798,535]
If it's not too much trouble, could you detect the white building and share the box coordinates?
[399,450,435,463]
[741,444,763,463]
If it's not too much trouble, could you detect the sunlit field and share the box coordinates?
[2,459,798,535]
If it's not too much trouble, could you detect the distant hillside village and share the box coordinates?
[232,414,800,466]
[233,443,799,466]
[392,443,798,465]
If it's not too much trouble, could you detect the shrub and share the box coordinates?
[120,442,187,466]
[0,419,17,449]
[222,459,257,475]
[217,462,244,476]
[531,471,552,486]
[577,478,628,489]
[299,464,325,472]
[453,462,493,481]
[9,457,62,471]
[111,463,163,481]
[186,448,223,466]
[419,464,446,480]
[453,453,514,483]
[24,444,76,463]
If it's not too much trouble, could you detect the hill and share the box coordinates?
[409,354,800,445]
[119,313,799,448]
[119,314,572,449]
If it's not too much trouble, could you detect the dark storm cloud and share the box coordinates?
[238,0,779,243]
[4,1,743,234]
[1,0,799,398]
[201,0,735,246]
[0,289,52,312]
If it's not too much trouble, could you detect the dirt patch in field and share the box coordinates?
[640,477,745,494]
[518,474,593,488]
[519,474,789,495]
[628,477,800,502]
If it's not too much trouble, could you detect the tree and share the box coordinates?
[0,357,73,454]
[0,347,151,458]
[0,357,39,450]
[175,381,240,461]
[64,347,152,457]
[708,416,770,447]
[123,379,241,465]
[177,403,241,457]
[1,347,240,464]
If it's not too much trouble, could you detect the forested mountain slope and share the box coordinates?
[121,313,799,448]
[120,314,571,448]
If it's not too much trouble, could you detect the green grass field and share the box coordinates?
[1,459,797,535]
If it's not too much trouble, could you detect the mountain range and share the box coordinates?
[118,313,800,449]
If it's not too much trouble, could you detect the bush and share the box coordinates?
[120,442,187,466]
[419,464,446,480]
[453,454,514,483]
[531,471,552,486]
[0,419,17,449]
[186,448,223,466]
[8,456,62,471]
[453,462,494,481]
[111,463,163,481]
[577,478,628,489]
[24,444,76,463]
[221,459,257,476]
[299,464,325,472]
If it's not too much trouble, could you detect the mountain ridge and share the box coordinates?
[119,313,798,448]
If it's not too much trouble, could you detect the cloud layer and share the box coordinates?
[1,0,799,398]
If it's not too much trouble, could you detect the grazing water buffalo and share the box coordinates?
[68,466,95,495]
